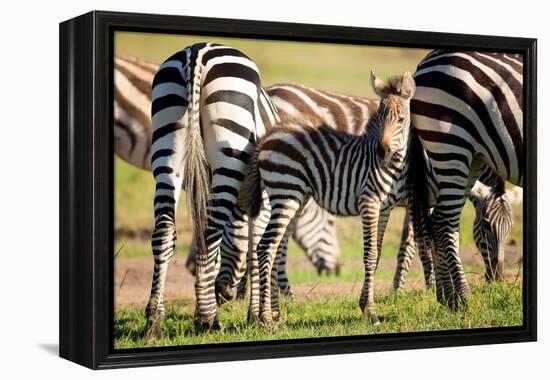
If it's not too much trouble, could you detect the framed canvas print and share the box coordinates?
[59,10,537,369]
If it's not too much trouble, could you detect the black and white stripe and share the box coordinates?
[113,56,345,309]
[393,166,514,289]
[246,72,416,325]
[148,43,270,336]
[409,50,523,308]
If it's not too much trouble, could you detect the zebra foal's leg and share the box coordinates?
[359,199,382,326]
[247,200,270,323]
[257,203,298,326]
[215,206,249,304]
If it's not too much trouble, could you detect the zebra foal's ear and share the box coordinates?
[370,70,388,98]
[400,72,416,100]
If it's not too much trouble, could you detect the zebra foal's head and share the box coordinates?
[370,71,416,162]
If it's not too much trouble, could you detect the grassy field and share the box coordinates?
[115,282,523,349]
[113,33,524,348]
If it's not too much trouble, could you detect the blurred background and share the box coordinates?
[114,31,523,316]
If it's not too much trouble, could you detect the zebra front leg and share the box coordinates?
[359,199,381,326]
[431,205,471,310]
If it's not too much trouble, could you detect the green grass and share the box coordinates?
[114,282,523,349]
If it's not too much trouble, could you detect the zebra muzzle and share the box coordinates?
[377,142,391,162]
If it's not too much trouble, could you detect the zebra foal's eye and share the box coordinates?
[398,116,405,123]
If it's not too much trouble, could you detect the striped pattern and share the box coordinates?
[247,73,417,325]
[113,56,345,305]
[393,167,513,289]
[409,50,523,308]
[470,170,514,281]
[148,43,270,336]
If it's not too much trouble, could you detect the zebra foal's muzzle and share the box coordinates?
[377,141,392,162]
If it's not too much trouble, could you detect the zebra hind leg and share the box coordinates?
[392,214,416,290]
[276,227,294,298]
[247,197,270,324]
[257,204,298,326]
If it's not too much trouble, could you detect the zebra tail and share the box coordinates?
[244,145,263,219]
[406,130,434,259]
[183,57,211,264]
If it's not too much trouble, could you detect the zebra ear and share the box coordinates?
[370,70,387,98]
[401,72,416,99]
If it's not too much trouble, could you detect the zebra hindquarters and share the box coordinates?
[358,198,382,326]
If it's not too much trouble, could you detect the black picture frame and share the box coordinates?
[59,10,537,369]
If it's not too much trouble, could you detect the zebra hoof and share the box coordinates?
[362,311,381,326]
[194,316,224,333]
[215,282,235,305]
[144,315,163,341]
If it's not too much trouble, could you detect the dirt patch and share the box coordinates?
[114,243,523,310]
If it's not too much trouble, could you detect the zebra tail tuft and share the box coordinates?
[406,130,434,260]
[183,56,211,266]
[244,145,263,219]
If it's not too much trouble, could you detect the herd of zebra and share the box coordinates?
[114,44,522,338]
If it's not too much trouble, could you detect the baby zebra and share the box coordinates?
[247,72,416,325]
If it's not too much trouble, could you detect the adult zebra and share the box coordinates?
[409,50,523,308]
[148,43,275,337]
